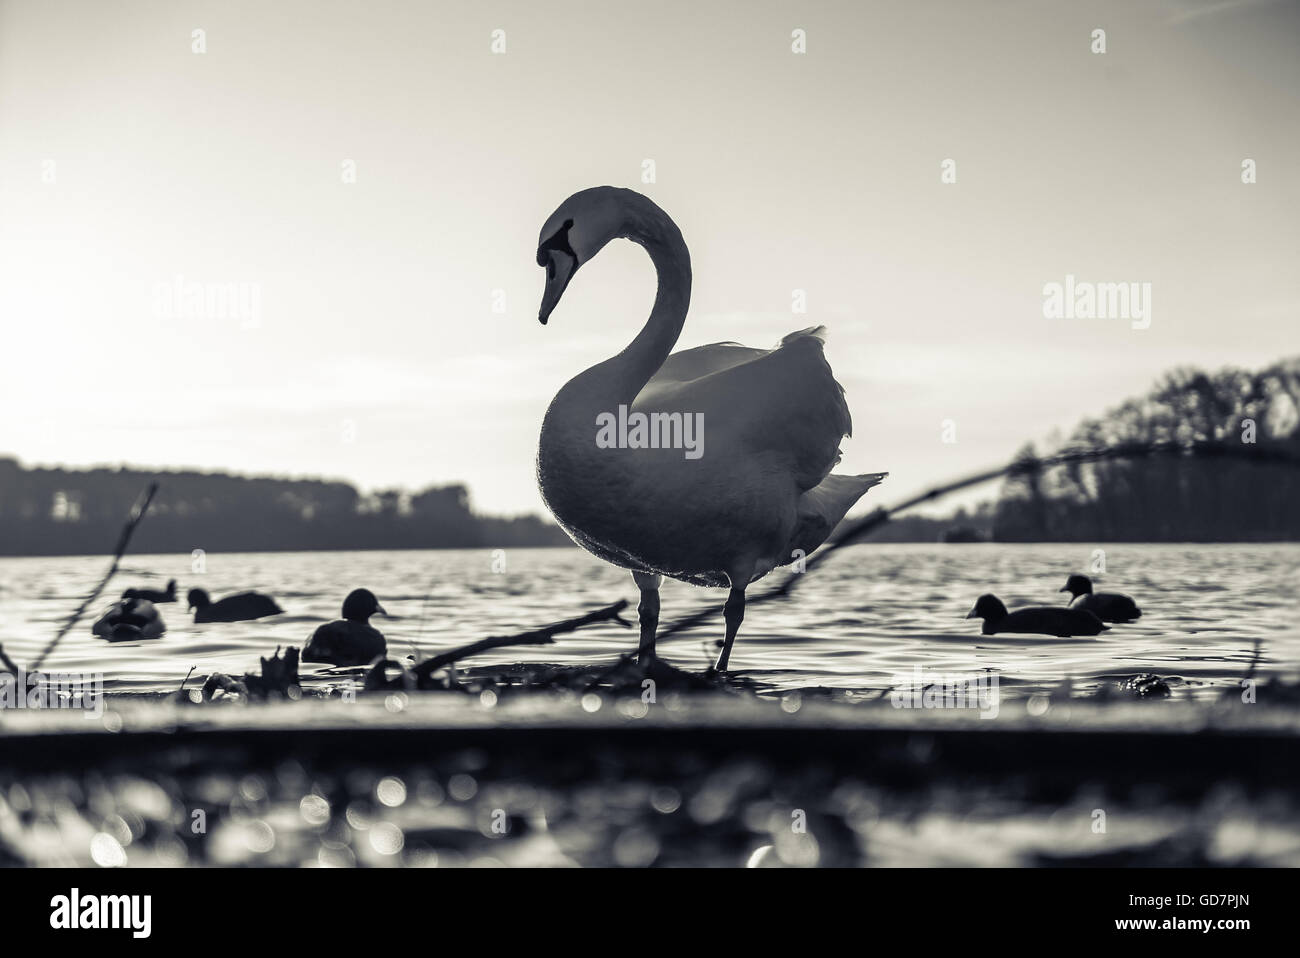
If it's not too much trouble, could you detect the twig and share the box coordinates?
[30,482,159,672]
[178,665,197,692]
[0,644,19,675]
[411,599,630,681]
[412,573,438,652]
[1243,637,1263,682]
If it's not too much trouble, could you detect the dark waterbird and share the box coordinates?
[302,589,388,666]
[92,597,166,641]
[647,436,1300,653]
[966,593,1108,637]
[188,587,284,624]
[121,578,177,603]
[1060,573,1142,623]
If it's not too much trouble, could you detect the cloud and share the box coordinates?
[1165,0,1280,26]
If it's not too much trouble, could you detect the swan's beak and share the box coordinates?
[1058,585,1070,593]
[538,249,577,325]
[964,608,978,619]
[376,603,388,616]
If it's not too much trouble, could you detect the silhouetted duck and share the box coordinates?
[1059,574,1142,623]
[92,597,166,640]
[188,587,283,623]
[122,579,177,603]
[302,589,388,666]
[966,593,1108,637]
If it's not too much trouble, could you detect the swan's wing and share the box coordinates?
[634,326,852,491]
[647,341,768,385]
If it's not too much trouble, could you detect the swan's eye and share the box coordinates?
[537,219,578,269]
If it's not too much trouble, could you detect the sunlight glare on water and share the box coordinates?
[0,543,1296,700]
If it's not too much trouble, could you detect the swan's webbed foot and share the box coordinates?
[642,654,718,690]
[592,651,714,693]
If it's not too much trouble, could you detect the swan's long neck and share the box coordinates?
[539,193,692,516]
[604,200,692,400]
[558,197,692,411]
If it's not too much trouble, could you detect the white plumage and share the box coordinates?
[534,186,885,671]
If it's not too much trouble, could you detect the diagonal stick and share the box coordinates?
[29,482,160,672]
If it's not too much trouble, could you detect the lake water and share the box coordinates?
[2,542,1297,700]
[4,542,1299,868]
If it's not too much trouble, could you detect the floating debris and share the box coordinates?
[1119,674,1172,699]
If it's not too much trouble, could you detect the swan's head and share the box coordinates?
[1060,573,1093,597]
[536,187,625,324]
[187,587,211,610]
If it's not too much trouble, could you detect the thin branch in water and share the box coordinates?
[30,482,159,673]
[412,573,438,651]
[411,599,630,682]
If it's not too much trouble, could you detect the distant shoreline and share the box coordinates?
[1,538,1295,562]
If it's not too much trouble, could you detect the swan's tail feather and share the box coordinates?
[788,471,888,558]
[779,325,828,347]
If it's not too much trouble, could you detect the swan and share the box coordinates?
[966,594,1109,637]
[302,588,388,666]
[188,587,283,624]
[534,186,886,672]
[122,578,177,603]
[1059,573,1142,623]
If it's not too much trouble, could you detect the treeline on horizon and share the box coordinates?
[2,357,1296,557]
[0,461,570,556]
[989,357,1300,542]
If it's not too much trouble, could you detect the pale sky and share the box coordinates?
[1,0,1296,517]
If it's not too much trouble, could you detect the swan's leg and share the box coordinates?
[713,586,747,672]
[632,571,662,664]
